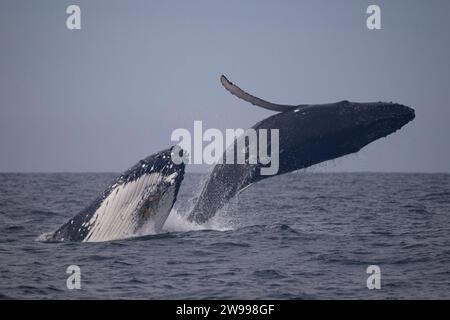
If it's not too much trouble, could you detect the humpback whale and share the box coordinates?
[187,76,415,224]
[47,146,185,242]
[45,75,415,241]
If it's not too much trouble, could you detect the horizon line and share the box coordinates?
[1,170,449,175]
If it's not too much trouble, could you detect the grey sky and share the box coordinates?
[0,0,449,172]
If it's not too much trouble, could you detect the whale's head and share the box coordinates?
[256,100,415,174]
[301,100,415,154]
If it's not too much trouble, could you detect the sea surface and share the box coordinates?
[0,172,449,299]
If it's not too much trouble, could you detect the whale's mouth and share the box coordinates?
[319,104,415,159]
[355,105,415,147]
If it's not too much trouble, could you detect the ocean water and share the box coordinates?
[0,172,449,299]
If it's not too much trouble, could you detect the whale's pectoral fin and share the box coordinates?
[47,146,185,242]
[220,75,299,113]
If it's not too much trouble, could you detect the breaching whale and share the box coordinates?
[187,76,415,224]
[45,75,415,241]
[47,146,185,242]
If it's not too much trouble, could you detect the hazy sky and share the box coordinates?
[1,0,449,172]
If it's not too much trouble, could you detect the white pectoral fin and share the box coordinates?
[220,75,298,113]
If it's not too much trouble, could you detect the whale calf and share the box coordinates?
[47,146,185,242]
[187,76,415,224]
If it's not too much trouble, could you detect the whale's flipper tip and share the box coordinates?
[220,74,230,86]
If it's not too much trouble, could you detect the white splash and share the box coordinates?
[163,209,206,232]
[162,208,234,233]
